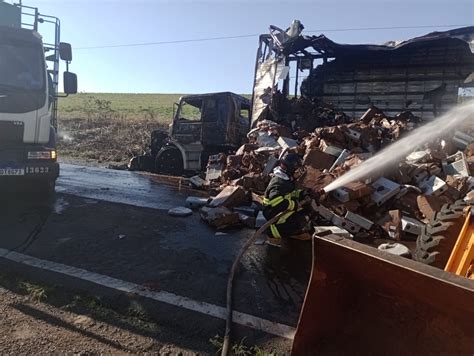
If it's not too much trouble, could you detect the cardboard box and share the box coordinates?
[303,149,335,170]
[314,226,353,239]
[345,211,374,230]
[401,216,424,235]
[209,186,247,208]
[371,177,401,206]
[419,176,448,196]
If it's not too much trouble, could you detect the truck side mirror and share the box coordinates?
[59,42,72,61]
[63,72,77,94]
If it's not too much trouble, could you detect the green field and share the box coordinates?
[57,93,185,166]
[58,93,183,123]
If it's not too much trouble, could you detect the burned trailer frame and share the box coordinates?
[251,26,474,125]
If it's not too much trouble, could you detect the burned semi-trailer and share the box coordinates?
[244,23,474,355]
[251,23,474,128]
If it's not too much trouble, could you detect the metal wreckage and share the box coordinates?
[135,22,474,354]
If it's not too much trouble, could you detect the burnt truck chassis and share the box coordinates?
[130,92,250,175]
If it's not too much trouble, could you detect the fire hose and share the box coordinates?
[221,210,290,356]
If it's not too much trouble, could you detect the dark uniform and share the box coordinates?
[263,166,309,239]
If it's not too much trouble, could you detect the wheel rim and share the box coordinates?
[155,147,183,175]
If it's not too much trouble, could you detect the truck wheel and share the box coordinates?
[150,130,168,157]
[414,199,472,268]
[155,146,184,175]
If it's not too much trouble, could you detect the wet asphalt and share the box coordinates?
[0,165,312,351]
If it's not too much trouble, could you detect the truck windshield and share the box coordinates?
[0,43,44,91]
[178,100,202,121]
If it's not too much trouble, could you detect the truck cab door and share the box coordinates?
[201,97,225,146]
[172,100,202,144]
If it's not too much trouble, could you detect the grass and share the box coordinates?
[58,93,183,123]
[57,93,182,165]
[19,281,50,301]
[209,335,276,356]
[0,271,159,335]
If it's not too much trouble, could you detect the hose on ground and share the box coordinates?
[221,210,289,356]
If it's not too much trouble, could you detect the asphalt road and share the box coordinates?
[0,165,312,353]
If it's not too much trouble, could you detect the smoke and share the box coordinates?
[58,130,74,143]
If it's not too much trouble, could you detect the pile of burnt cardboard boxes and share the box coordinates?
[194,104,473,260]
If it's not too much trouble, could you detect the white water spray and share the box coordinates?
[58,130,74,143]
[323,101,474,193]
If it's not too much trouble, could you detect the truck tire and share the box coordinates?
[414,200,472,268]
[150,130,168,158]
[155,146,184,176]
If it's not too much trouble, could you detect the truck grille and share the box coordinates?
[0,147,24,164]
[0,121,24,144]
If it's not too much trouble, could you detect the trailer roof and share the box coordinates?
[267,26,474,58]
[181,92,250,105]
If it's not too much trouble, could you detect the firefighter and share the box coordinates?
[263,152,313,242]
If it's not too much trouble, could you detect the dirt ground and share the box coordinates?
[0,285,198,355]
[57,116,164,168]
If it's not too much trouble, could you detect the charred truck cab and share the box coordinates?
[140,92,250,175]
[0,3,77,194]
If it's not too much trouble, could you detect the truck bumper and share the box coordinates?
[0,161,59,183]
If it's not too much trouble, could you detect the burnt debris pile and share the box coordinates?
[191,100,473,263]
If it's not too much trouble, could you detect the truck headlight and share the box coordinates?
[28,150,57,160]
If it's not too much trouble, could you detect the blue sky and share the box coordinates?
[19,0,474,93]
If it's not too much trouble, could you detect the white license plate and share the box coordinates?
[0,168,25,176]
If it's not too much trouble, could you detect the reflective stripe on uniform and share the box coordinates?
[286,198,295,211]
[269,210,297,239]
[270,224,282,239]
[264,191,299,239]
[264,193,297,210]
[291,189,302,199]
[277,210,295,225]
[263,196,284,207]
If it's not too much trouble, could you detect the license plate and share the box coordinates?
[0,168,25,176]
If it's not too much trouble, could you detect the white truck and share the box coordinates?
[0,2,77,195]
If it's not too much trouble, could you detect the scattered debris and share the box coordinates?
[345,211,374,231]
[371,178,401,206]
[238,213,256,228]
[378,242,411,257]
[208,186,248,208]
[185,196,210,209]
[196,102,473,249]
[401,216,424,236]
[314,226,353,239]
[200,206,240,229]
[189,175,207,189]
[168,207,193,217]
